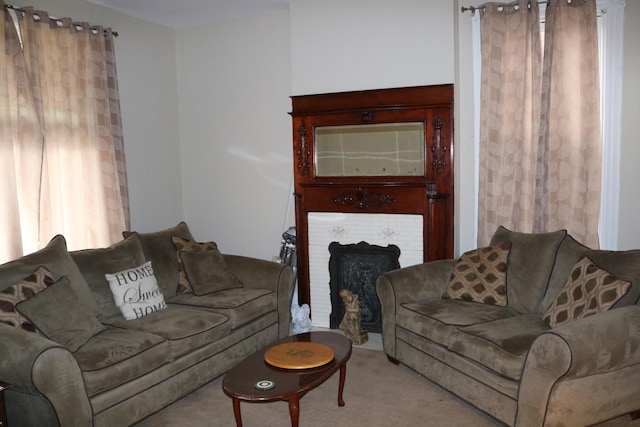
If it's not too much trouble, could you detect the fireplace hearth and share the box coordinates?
[328,241,401,333]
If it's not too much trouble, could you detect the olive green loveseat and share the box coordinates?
[377,227,640,426]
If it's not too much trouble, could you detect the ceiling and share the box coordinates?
[85,0,290,30]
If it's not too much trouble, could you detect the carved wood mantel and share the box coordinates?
[290,85,455,311]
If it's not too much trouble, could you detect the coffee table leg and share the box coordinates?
[232,398,243,427]
[338,363,347,407]
[288,394,300,427]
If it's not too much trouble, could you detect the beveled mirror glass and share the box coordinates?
[314,122,425,177]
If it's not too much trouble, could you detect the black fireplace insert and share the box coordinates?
[328,241,401,333]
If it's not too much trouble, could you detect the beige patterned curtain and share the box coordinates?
[0,2,129,263]
[477,0,601,248]
[477,0,542,245]
[534,0,601,247]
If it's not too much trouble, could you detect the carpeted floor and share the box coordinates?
[134,345,639,427]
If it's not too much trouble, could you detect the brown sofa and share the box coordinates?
[0,222,294,426]
[376,227,640,426]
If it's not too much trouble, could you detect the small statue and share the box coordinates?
[339,289,368,345]
[291,303,312,335]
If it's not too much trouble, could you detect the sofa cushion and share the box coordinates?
[105,261,168,320]
[543,256,631,327]
[490,227,566,313]
[0,266,54,333]
[123,222,195,297]
[103,305,231,360]
[169,288,275,329]
[16,276,106,352]
[443,242,511,306]
[74,326,170,396]
[179,249,243,296]
[171,236,218,295]
[0,235,99,316]
[70,233,147,321]
[585,249,640,308]
[540,234,590,313]
[448,314,550,380]
[400,299,519,347]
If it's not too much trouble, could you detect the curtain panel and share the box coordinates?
[0,2,129,263]
[477,0,601,248]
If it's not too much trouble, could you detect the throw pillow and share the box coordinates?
[16,276,106,352]
[179,249,243,296]
[443,241,512,306]
[489,226,566,313]
[543,256,631,328]
[105,261,167,320]
[122,222,195,298]
[172,236,218,295]
[0,266,54,333]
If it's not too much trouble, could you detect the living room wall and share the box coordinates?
[176,0,458,260]
[10,0,640,260]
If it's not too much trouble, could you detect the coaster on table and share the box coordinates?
[254,380,276,390]
[264,342,335,369]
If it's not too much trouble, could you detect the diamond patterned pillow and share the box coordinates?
[443,241,511,306]
[543,256,631,328]
[0,266,55,333]
[172,236,218,295]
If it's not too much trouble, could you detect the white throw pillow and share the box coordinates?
[105,261,167,320]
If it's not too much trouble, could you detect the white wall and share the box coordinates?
[290,0,455,95]
[12,0,639,257]
[618,0,640,250]
[12,0,185,234]
[176,11,293,259]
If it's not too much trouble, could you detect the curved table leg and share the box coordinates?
[338,363,347,407]
[232,398,243,427]
[288,394,300,427]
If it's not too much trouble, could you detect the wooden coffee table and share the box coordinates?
[222,331,352,427]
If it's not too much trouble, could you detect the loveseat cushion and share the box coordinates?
[16,276,106,352]
[540,234,590,312]
[70,233,147,321]
[448,314,550,381]
[400,299,519,347]
[585,249,640,308]
[169,288,276,329]
[443,242,511,306]
[490,226,566,313]
[543,256,631,327]
[0,235,99,316]
[75,326,170,396]
[103,305,231,361]
[123,222,195,297]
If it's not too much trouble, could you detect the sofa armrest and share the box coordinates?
[376,259,455,358]
[516,305,640,426]
[223,255,295,338]
[0,324,92,426]
[376,259,456,305]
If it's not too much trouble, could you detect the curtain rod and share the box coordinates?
[461,1,550,14]
[4,3,119,37]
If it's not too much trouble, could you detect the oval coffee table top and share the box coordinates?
[264,341,335,369]
[223,331,352,402]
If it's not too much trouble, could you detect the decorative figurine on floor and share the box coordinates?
[291,303,312,334]
[339,289,368,345]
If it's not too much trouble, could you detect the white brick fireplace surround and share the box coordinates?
[307,212,423,328]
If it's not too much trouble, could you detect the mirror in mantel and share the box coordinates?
[314,122,425,177]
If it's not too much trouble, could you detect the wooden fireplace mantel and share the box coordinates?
[290,84,455,310]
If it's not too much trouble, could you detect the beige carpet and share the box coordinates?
[134,346,639,427]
